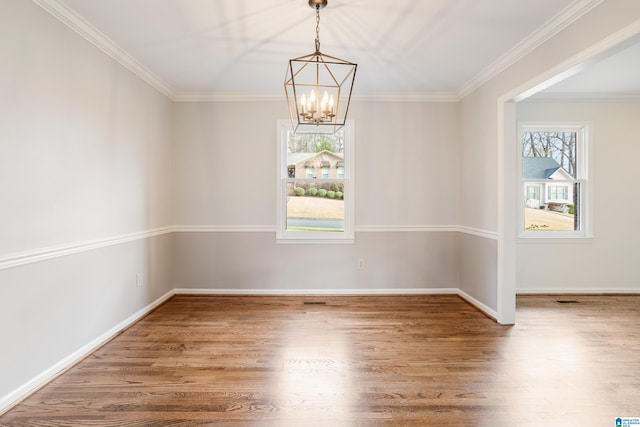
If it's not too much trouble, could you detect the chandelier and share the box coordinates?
[284,0,357,134]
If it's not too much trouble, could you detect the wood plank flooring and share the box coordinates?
[1,294,640,426]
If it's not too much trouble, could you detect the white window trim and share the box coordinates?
[517,122,593,239]
[276,120,355,244]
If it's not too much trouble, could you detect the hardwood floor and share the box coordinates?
[1,294,640,426]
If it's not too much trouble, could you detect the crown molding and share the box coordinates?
[525,92,640,102]
[32,0,176,100]
[457,0,606,99]
[35,0,604,103]
[31,0,458,104]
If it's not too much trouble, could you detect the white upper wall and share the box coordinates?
[516,100,640,291]
[0,0,173,256]
[351,101,460,227]
[460,0,640,234]
[172,100,460,228]
[0,1,176,408]
[172,101,285,227]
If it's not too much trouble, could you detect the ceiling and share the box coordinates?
[36,0,637,99]
[535,37,640,99]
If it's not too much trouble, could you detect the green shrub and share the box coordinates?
[293,187,305,196]
[567,204,575,215]
[327,190,336,199]
[318,189,327,197]
[329,182,344,192]
[335,191,343,199]
[308,188,318,196]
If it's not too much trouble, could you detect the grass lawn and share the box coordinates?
[287,200,574,231]
[524,207,574,231]
[286,196,343,219]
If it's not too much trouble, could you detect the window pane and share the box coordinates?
[278,120,353,243]
[286,181,344,232]
[284,129,346,233]
[521,131,577,179]
[524,182,579,231]
[522,130,579,232]
[286,131,345,179]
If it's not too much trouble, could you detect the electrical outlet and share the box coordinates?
[357,259,365,270]
[136,273,143,288]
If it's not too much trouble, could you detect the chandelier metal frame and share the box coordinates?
[284,0,357,134]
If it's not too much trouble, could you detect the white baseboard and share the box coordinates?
[517,288,640,294]
[457,289,499,320]
[0,290,175,414]
[175,287,498,318]
[174,287,459,296]
[175,288,497,320]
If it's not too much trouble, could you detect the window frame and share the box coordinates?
[276,120,355,244]
[517,122,593,239]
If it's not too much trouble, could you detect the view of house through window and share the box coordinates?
[286,130,345,231]
[520,125,587,235]
[277,121,353,243]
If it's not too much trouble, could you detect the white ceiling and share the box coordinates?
[535,37,640,98]
[37,0,635,99]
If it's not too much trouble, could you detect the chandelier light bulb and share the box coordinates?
[321,91,329,109]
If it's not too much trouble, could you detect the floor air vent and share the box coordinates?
[556,300,581,304]
[303,301,327,305]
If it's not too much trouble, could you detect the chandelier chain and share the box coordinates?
[315,4,321,53]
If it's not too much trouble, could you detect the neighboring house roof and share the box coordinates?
[287,151,343,166]
[522,157,571,180]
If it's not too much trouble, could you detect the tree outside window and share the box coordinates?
[519,124,590,237]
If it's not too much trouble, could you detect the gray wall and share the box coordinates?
[173,231,459,292]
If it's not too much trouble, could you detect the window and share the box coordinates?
[548,185,568,201]
[277,120,354,243]
[518,123,591,238]
[526,185,540,202]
